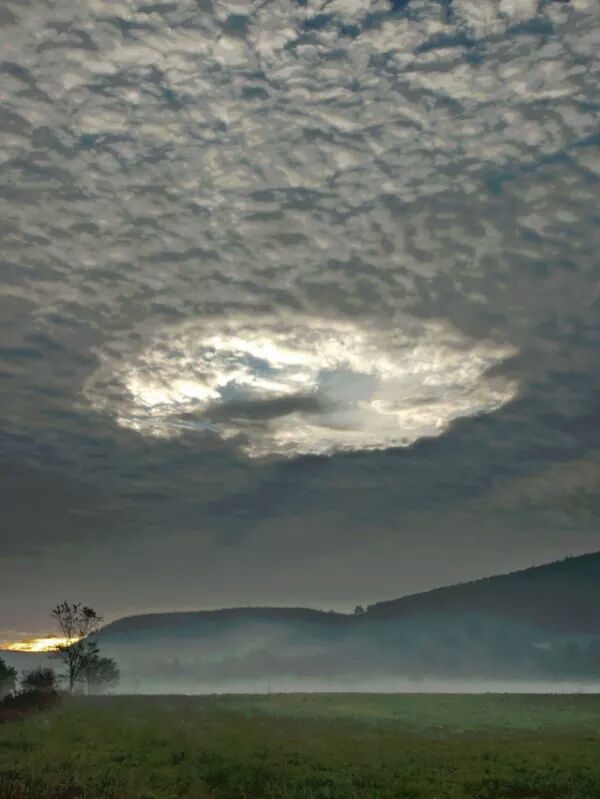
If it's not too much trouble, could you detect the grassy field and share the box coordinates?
[1,693,600,798]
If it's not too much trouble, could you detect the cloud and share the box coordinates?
[84,315,517,456]
[0,0,599,624]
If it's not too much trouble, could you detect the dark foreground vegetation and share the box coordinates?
[1,693,600,798]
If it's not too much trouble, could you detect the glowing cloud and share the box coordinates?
[85,316,518,458]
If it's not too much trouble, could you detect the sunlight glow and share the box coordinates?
[84,315,518,458]
[2,636,77,653]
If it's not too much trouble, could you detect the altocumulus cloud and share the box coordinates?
[0,0,599,631]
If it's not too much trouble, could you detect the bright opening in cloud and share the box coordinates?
[85,316,518,458]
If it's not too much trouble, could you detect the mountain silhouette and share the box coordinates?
[98,551,600,640]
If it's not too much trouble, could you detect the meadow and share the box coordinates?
[1,693,600,799]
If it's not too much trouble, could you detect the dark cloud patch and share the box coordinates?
[208,393,327,422]
[0,461,120,556]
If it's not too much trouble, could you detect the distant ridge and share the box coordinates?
[99,606,348,640]
[365,551,600,634]
[98,551,600,639]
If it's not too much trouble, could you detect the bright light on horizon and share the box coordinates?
[1,636,78,653]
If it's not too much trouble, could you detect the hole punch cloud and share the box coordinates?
[85,316,518,457]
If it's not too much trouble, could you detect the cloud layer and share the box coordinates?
[0,0,599,632]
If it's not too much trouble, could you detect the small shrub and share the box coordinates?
[20,668,58,695]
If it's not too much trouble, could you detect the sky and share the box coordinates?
[1,0,599,639]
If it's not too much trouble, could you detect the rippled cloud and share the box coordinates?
[0,0,599,630]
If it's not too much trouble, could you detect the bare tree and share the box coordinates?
[50,602,103,693]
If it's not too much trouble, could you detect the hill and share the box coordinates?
[99,606,349,641]
[365,551,600,634]
[91,552,600,690]
[98,551,600,639]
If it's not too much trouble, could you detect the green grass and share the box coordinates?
[1,694,600,798]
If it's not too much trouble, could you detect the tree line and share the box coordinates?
[1,602,119,702]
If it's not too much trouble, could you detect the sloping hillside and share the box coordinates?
[98,552,600,642]
[365,552,600,634]
[98,606,349,641]
[84,552,600,688]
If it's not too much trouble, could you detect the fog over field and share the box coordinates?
[102,679,600,695]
